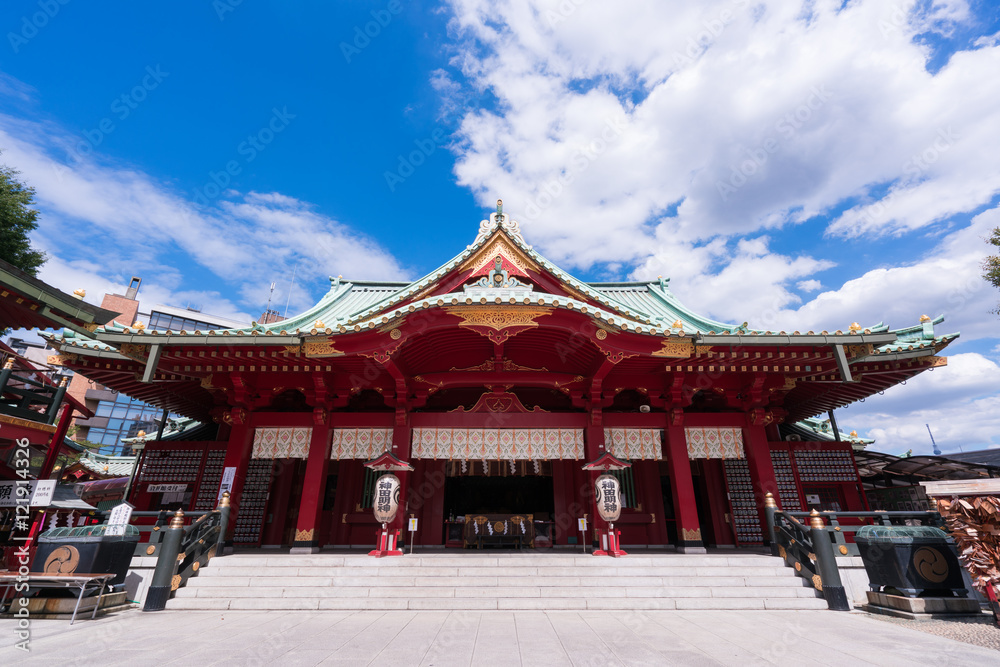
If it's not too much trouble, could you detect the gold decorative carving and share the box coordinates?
[602,349,637,364]
[192,561,200,572]
[460,235,537,276]
[390,328,402,340]
[146,545,155,555]
[839,545,849,555]
[595,329,608,340]
[449,358,547,373]
[200,374,215,390]
[778,545,787,559]
[171,575,181,591]
[927,356,948,368]
[119,343,150,362]
[449,390,549,414]
[295,528,315,542]
[845,343,874,359]
[302,337,344,358]
[681,528,702,542]
[0,414,57,433]
[653,339,694,358]
[282,344,302,354]
[47,354,77,366]
[812,574,823,591]
[808,552,816,562]
[446,305,550,331]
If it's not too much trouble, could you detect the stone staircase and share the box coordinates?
[167,552,828,611]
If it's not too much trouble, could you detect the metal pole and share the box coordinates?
[809,510,849,611]
[143,509,185,611]
[764,492,779,556]
[827,410,842,442]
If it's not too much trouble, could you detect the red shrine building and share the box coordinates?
[46,205,956,553]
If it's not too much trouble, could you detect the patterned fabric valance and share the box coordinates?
[412,428,585,460]
[604,429,662,460]
[685,427,744,459]
[329,428,393,460]
[252,427,311,459]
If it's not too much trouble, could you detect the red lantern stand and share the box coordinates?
[364,452,413,558]
[582,453,631,557]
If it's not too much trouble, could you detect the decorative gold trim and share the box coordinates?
[595,329,608,340]
[812,574,823,591]
[119,343,150,362]
[0,414,57,433]
[302,337,344,358]
[794,561,802,572]
[446,306,550,331]
[460,235,538,276]
[778,545,787,559]
[681,528,702,542]
[449,358,547,373]
[389,328,402,340]
[170,575,181,591]
[653,339,693,358]
[192,561,200,572]
[839,545,849,555]
[295,528,315,542]
[808,552,816,562]
[145,545,156,555]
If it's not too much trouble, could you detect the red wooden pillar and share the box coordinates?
[585,420,606,546]
[39,402,74,480]
[221,417,254,545]
[261,459,296,547]
[665,424,705,553]
[388,410,410,542]
[552,460,571,545]
[291,418,331,553]
[742,421,779,546]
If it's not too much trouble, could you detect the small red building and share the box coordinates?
[46,206,956,552]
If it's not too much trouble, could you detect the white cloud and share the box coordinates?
[841,353,1000,455]
[797,279,822,292]
[0,111,408,320]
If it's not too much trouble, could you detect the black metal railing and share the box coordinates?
[0,361,68,425]
[142,493,231,611]
[764,493,943,611]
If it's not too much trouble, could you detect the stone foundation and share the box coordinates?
[864,591,984,620]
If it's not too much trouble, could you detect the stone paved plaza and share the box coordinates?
[2,608,996,665]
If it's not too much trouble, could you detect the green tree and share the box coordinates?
[985,227,1000,314]
[0,153,45,275]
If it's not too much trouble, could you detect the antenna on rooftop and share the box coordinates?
[284,262,299,317]
[926,423,942,455]
[265,281,276,319]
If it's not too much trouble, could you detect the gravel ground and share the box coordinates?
[863,611,1000,651]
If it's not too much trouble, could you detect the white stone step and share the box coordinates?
[165,552,828,612]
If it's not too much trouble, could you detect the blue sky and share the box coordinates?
[2,0,999,454]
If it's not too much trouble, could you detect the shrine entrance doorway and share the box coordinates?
[442,460,555,548]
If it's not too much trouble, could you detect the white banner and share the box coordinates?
[0,480,56,508]
[106,501,135,536]
[218,466,236,502]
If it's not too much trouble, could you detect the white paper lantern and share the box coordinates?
[595,474,623,522]
[372,473,401,524]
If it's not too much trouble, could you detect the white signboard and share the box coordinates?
[148,484,187,493]
[408,518,419,532]
[105,501,134,536]
[218,466,237,502]
[577,517,588,532]
[0,480,57,508]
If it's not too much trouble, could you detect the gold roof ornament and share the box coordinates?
[848,322,861,333]
[314,320,325,330]
[72,289,86,299]
[170,509,185,529]
[920,314,932,322]
[3,358,14,369]
[849,430,858,438]
[671,320,683,329]
[133,321,146,331]
[809,509,825,529]
[137,430,146,438]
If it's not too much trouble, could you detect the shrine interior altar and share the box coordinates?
[463,514,535,548]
